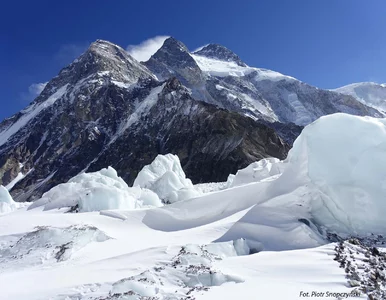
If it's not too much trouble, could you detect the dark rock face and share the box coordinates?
[88,78,288,186]
[143,38,217,107]
[261,121,303,145]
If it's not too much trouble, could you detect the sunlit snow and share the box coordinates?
[1,113,386,299]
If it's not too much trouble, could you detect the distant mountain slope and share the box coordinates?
[144,38,383,127]
[332,82,386,113]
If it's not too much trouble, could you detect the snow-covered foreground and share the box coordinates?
[2,113,386,299]
[0,206,360,300]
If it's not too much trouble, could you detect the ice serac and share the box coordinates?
[28,166,163,212]
[284,113,386,235]
[0,185,16,214]
[133,154,201,203]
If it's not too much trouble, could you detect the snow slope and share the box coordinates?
[1,113,385,299]
[333,82,386,113]
[191,54,295,81]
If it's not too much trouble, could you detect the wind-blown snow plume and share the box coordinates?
[127,36,170,62]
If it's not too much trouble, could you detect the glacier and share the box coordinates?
[1,113,386,299]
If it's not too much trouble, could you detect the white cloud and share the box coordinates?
[20,82,48,103]
[126,36,169,62]
[28,82,48,97]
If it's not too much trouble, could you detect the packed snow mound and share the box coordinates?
[226,157,284,188]
[29,167,163,212]
[134,154,201,203]
[0,185,17,214]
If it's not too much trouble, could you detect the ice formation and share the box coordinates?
[28,166,163,212]
[133,154,201,203]
[0,185,17,214]
[284,113,386,235]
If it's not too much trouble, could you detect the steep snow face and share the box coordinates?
[333,82,386,113]
[0,85,68,147]
[191,53,294,82]
[29,167,163,212]
[114,83,165,141]
[193,43,247,67]
[134,154,201,203]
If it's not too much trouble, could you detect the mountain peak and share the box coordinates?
[193,43,247,67]
[54,39,154,85]
[143,37,203,83]
[150,37,190,60]
[86,39,134,62]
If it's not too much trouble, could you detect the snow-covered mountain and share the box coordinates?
[1,37,385,202]
[0,40,288,202]
[333,82,386,113]
[1,113,386,299]
[144,38,382,128]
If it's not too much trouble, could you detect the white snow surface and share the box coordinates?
[191,53,295,81]
[134,153,202,203]
[333,82,386,113]
[2,113,386,299]
[226,157,284,188]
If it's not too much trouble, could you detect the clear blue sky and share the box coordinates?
[1,0,386,121]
